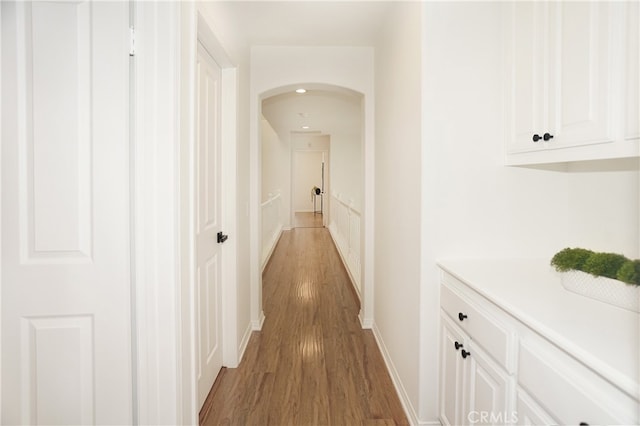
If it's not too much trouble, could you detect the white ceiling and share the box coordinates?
[262,89,362,138]
[206,1,392,138]
[204,1,393,47]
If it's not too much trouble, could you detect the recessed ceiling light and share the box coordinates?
[302,126,310,129]
[295,88,307,94]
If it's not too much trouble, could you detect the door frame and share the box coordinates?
[290,144,330,226]
[132,3,238,425]
[251,80,374,331]
[178,6,239,424]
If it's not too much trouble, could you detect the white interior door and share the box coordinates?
[196,42,224,408]
[1,2,132,424]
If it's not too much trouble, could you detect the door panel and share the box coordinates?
[439,314,466,426]
[2,2,132,424]
[196,42,223,408]
[507,1,547,153]
[465,341,512,425]
[552,2,614,147]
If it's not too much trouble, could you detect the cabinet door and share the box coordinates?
[439,314,467,426]
[550,2,614,148]
[464,341,513,426]
[506,2,549,154]
[515,388,558,425]
[624,1,639,142]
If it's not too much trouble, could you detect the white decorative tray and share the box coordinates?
[560,270,640,312]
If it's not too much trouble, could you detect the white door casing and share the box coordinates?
[195,41,224,409]
[2,2,132,424]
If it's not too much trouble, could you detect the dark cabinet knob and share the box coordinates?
[454,341,463,350]
[217,231,229,244]
[579,423,589,426]
[533,133,554,142]
[458,312,467,321]
[461,349,471,359]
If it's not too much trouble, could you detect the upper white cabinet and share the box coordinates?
[625,1,640,142]
[505,2,639,165]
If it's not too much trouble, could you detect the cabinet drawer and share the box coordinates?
[441,281,515,373]
[518,338,637,425]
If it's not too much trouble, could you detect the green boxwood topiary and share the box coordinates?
[617,260,640,286]
[550,247,595,272]
[582,252,629,280]
[551,247,640,286]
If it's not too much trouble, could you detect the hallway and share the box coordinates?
[200,228,408,425]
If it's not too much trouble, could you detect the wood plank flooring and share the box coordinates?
[294,212,324,228]
[200,228,408,426]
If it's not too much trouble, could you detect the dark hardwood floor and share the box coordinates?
[200,228,408,425]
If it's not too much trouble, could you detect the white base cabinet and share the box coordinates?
[465,339,513,426]
[440,314,515,426]
[439,280,516,425]
[515,389,557,426]
[438,264,639,426]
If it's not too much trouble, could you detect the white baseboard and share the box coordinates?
[359,313,373,329]
[372,322,421,426]
[261,225,283,272]
[251,310,265,331]
[327,225,361,304]
[237,321,253,366]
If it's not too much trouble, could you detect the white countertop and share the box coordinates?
[437,258,640,399]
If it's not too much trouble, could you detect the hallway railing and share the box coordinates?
[329,194,361,297]
[261,192,283,270]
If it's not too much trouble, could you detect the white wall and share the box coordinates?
[261,117,290,226]
[330,132,362,212]
[565,158,640,258]
[374,2,423,422]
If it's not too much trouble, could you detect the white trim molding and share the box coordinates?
[372,322,421,426]
[176,3,241,424]
[328,194,362,298]
[261,192,284,271]
[132,2,181,424]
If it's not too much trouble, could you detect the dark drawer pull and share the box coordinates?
[458,312,468,321]
[454,341,463,350]
[461,349,471,359]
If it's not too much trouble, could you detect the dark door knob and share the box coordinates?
[543,132,554,141]
[217,231,228,244]
[461,349,471,359]
[533,134,542,142]
[454,341,463,350]
[458,312,467,321]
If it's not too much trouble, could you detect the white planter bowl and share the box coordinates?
[560,270,640,312]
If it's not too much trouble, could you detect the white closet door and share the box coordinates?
[2,2,132,424]
[195,42,224,408]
